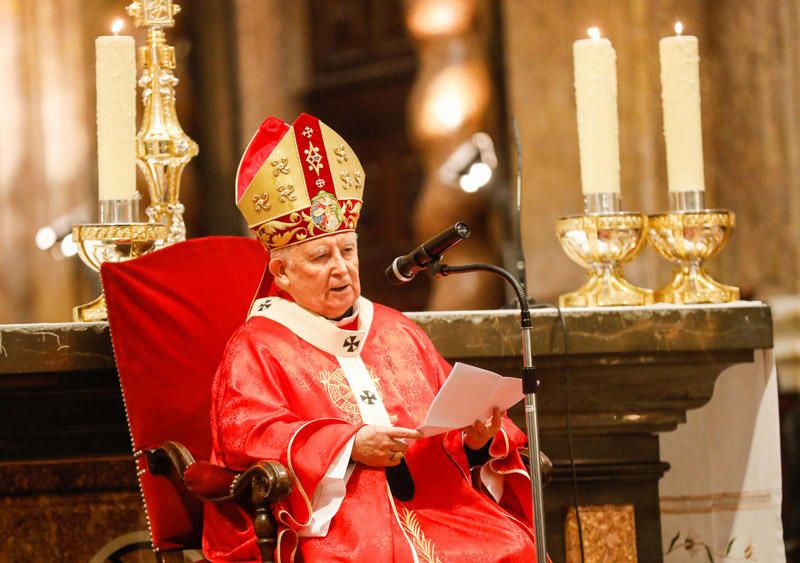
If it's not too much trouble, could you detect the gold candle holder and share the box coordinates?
[557,193,653,308]
[127,0,198,246]
[73,199,167,321]
[647,193,739,304]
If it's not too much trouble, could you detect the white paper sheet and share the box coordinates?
[417,362,523,437]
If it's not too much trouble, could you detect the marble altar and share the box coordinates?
[0,302,776,561]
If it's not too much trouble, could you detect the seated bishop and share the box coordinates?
[202,113,540,562]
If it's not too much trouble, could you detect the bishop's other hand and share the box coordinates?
[463,407,504,451]
[351,425,424,467]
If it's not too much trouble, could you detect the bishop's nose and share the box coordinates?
[330,252,348,275]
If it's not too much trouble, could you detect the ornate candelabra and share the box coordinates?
[647,191,739,304]
[556,193,653,307]
[73,1,194,320]
[73,200,167,321]
[127,0,198,245]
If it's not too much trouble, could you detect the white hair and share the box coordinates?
[269,244,298,267]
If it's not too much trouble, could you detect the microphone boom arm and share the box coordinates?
[427,259,547,562]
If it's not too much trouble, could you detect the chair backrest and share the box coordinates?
[102,236,267,552]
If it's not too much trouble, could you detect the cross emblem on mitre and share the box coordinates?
[305,142,324,175]
[257,300,272,311]
[360,390,377,405]
[343,335,360,352]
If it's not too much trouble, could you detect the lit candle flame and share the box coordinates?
[588,27,601,40]
[674,21,683,36]
[111,19,124,35]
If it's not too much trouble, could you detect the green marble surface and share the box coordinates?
[0,302,773,374]
[407,302,772,359]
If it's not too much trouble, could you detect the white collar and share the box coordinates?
[247,296,374,357]
[333,300,360,327]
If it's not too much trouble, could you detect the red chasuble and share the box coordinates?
[202,296,538,562]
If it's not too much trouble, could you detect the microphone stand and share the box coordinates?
[428,260,547,562]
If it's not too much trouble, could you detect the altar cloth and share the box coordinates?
[660,349,785,562]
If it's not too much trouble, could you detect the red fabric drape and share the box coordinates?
[102,236,268,550]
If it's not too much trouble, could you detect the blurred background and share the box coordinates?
[5,0,800,320]
[2,0,800,554]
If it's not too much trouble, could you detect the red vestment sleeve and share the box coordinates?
[210,322,361,529]
[395,315,535,528]
[487,418,535,525]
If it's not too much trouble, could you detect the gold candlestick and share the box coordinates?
[73,200,167,321]
[557,193,653,307]
[648,206,739,304]
[127,0,198,246]
[557,212,653,308]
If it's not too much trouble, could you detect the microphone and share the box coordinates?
[386,222,471,285]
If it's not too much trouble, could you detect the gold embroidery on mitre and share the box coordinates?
[252,193,271,212]
[334,145,348,163]
[340,170,364,191]
[342,201,362,229]
[239,130,310,229]
[255,213,307,248]
[276,183,297,203]
[305,190,344,234]
[320,122,364,201]
[271,157,291,176]
[240,118,364,247]
[399,506,441,563]
[340,171,353,190]
[304,141,324,175]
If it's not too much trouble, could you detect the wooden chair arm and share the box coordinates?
[183,460,292,504]
[145,441,292,563]
[146,440,196,478]
[145,441,292,504]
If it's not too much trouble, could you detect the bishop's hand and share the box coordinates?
[351,425,424,467]
[463,407,503,451]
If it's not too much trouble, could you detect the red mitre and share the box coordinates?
[235,113,365,250]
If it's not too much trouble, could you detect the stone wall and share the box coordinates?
[502,0,800,302]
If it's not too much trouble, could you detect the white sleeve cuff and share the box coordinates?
[480,463,504,502]
[297,435,356,538]
[461,432,505,503]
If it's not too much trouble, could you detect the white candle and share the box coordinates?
[659,22,705,192]
[95,21,136,201]
[573,27,621,195]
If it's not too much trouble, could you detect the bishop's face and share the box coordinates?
[272,232,361,319]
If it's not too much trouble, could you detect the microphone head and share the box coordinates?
[454,221,470,239]
[386,221,471,286]
[385,256,413,285]
[385,264,404,285]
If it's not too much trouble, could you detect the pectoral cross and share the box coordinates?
[343,336,360,352]
[360,390,377,405]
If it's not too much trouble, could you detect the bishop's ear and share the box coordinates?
[268,258,290,290]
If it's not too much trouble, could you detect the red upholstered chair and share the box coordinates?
[102,236,291,563]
